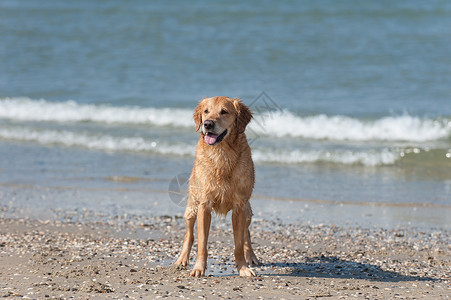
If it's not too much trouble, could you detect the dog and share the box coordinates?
[174,96,259,277]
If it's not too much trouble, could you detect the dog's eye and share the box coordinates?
[220,109,228,115]
[204,109,209,114]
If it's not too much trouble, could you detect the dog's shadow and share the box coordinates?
[259,255,435,282]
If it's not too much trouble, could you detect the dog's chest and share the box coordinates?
[193,160,246,213]
[190,142,253,214]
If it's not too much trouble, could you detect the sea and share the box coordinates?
[1,0,450,229]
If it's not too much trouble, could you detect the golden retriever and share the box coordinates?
[174,96,259,277]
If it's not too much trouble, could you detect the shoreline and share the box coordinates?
[1,182,450,231]
[3,181,450,209]
[1,213,450,299]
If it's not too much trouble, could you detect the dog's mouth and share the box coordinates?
[204,130,228,145]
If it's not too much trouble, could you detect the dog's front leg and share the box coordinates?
[190,203,211,277]
[232,206,256,277]
[175,207,196,268]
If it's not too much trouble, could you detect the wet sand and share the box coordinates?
[1,212,449,299]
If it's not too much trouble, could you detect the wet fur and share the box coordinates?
[174,96,259,277]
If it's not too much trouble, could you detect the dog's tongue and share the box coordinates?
[204,133,218,145]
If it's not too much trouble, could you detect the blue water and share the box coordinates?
[0,0,450,227]
[2,0,451,116]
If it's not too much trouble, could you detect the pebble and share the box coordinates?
[0,212,450,299]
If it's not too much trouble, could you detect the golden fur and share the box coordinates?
[174,96,259,277]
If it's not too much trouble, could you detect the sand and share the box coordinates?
[0,212,450,299]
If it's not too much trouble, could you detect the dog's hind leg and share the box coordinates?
[233,204,256,276]
[243,202,260,266]
[174,207,196,269]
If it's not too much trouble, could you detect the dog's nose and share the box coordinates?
[203,120,215,131]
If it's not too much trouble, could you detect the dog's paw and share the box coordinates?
[238,266,256,277]
[174,258,189,269]
[245,252,260,267]
[174,263,188,270]
[189,268,205,277]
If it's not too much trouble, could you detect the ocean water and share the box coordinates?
[1,0,450,228]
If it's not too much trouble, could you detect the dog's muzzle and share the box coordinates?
[204,130,227,145]
[203,120,227,145]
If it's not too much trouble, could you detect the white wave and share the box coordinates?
[0,97,194,128]
[249,110,450,142]
[252,148,399,166]
[0,127,195,157]
[1,97,449,142]
[0,126,400,166]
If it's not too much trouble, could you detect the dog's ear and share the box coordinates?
[233,99,253,134]
[193,99,204,132]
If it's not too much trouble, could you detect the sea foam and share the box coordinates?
[0,97,193,128]
[1,97,450,142]
[0,127,195,157]
[252,148,399,166]
[250,110,450,142]
[0,126,400,166]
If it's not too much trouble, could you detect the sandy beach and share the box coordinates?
[1,211,449,299]
[2,1,451,299]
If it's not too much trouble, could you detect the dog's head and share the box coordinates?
[193,96,252,146]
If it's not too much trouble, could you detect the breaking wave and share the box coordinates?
[0,127,195,157]
[0,126,410,167]
[1,97,450,142]
[0,97,193,128]
[251,148,399,166]
[251,111,451,142]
